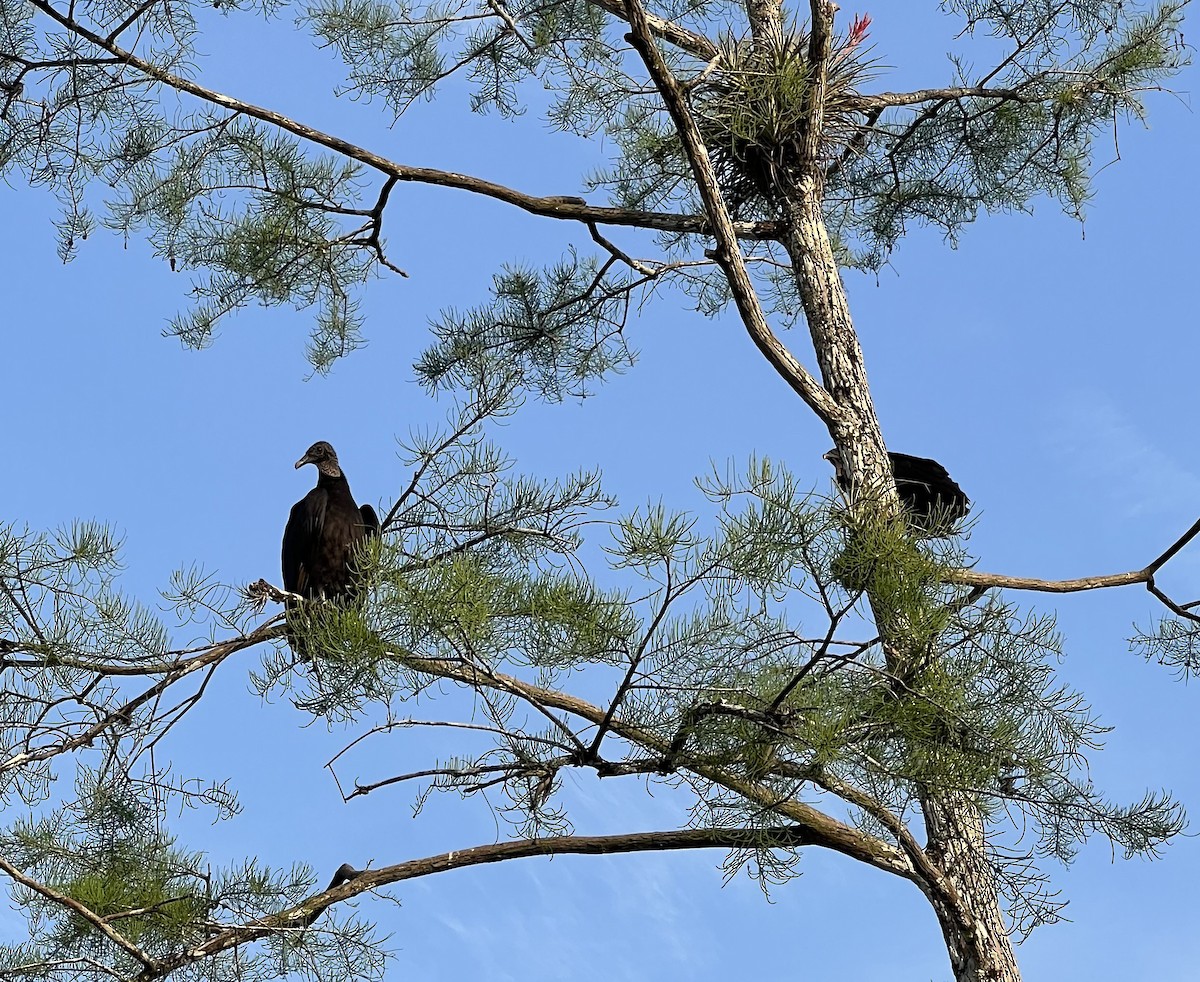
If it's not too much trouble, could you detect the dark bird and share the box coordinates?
[823,448,970,534]
[326,863,366,890]
[282,441,380,603]
[299,864,368,928]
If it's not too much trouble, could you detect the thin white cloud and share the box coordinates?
[1050,389,1200,520]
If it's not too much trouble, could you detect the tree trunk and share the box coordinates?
[923,795,1023,982]
[780,174,1023,982]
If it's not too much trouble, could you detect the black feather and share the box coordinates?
[299,864,367,929]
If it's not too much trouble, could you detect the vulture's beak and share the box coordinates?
[295,455,311,469]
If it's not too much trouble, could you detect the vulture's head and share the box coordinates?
[296,441,342,477]
[822,448,847,484]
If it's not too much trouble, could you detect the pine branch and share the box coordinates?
[0,855,158,973]
[25,0,778,243]
[0,622,280,775]
[397,651,912,877]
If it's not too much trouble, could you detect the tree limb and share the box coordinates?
[141,826,877,979]
[846,85,1028,111]
[584,0,717,59]
[800,0,835,163]
[26,1,779,242]
[946,516,1200,617]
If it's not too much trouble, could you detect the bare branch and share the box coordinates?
[800,0,835,163]
[584,0,717,59]
[846,86,1028,112]
[805,768,958,910]
[946,516,1200,618]
[352,175,408,277]
[587,563,673,757]
[587,223,656,276]
[949,567,1148,593]
[485,0,535,53]
[141,826,871,979]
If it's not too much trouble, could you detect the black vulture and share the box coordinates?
[300,864,367,928]
[823,448,970,534]
[282,441,380,603]
[326,863,365,890]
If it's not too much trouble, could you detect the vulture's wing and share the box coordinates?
[359,504,380,537]
[890,452,953,483]
[894,473,937,496]
[282,487,328,596]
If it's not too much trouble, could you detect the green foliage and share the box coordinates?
[0,766,383,980]
[418,254,637,401]
[832,2,1188,266]
[4,770,211,958]
[827,512,953,652]
[0,524,169,804]
[3,0,1185,360]
[107,116,374,370]
[1130,615,1200,678]
[1,0,1194,969]
[284,449,1180,916]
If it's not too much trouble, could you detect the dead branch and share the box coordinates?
[846,85,1028,111]
[584,0,717,59]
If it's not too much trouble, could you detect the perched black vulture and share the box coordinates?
[299,864,367,928]
[326,863,365,890]
[282,441,380,602]
[823,448,970,534]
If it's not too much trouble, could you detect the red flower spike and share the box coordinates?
[847,13,871,49]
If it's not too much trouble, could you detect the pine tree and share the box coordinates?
[0,2,1194,980]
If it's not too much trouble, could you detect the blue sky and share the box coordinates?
[3,3,1199,979]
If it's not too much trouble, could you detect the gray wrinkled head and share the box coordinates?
[822,448,846,482]
[295,441,342,478]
